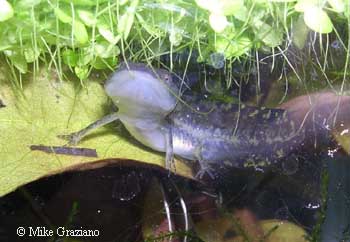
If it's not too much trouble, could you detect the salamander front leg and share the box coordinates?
[164,126,175,172]
[58,112,119,145]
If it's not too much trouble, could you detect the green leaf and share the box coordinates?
[0,68,193,197]
[54,7,72,24]
[268,0,296,1]
[195,0,243,15]
[327,0,345,12]
[117,0,139,40]
[117,12,134,39]
[74,66,89,79]
[136,13,162,37]
[24,48,41,63]
[97,18,120,44]
[295,0,320,12]
[60,0,109,6]
[255,22,283,47]
[215,35,252,58]
[304,7,333,33]
[119,0,129,5]
[333,131,350,155]
[62,49,79,67]
[99,28,121,45]
[77,48,93,66]
[94,41,120,58]
[5,51,28,73]
[345,0,350,16]
[169,30,183,46]
[0,0,14,22]
[233,5,248,21]
[209,13,228,33]
[220,0,244,16]
[16,0,41,9]
[77,9,97,26]
[0,38,12,51]
[195,0,219,12]
[292,15,309,49]
[92,57,118,69]
[195,218,308,242]
[73,21,89,45]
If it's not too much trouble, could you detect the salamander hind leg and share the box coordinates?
[58,112,119,146]
[58,131,83,146]
[195,160,216,179]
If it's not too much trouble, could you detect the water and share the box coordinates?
[0,36,349,241]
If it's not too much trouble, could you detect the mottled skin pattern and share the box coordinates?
[169,97,304,176]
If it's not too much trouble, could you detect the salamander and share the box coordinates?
[59,63,315,178]
[169,97,304,177]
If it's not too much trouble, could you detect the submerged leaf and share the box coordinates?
[60,0,109,6]
[304,7,333,33]
[92,57,118,69]
[209,13,228,33]
[73,21,89,45]
[54,7,72,24]
[0,68,193,197]
[255,22,283,47]
[77,9,97,27]
[62,49,79,67]
[215,35,252,58]
[0,0,14,22]
[327,0,345,12]
[195,0,243,15]
[98,18,120,44]
[195,215,308,242]
[24,48,41,63]
[98,27,120,44]
[117,0,139,40]
[295,0,320,12]
[333,128,350,155]
[5,51,28,73]
[260,220,308,242]
[292,15,310,49]
[94,41,120,58]
[74,66,89,80]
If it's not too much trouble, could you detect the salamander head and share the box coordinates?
[105,63,179,118]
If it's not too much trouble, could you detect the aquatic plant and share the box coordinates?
[0,0,348,82]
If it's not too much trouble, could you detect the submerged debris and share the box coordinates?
[29,145,98,157]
